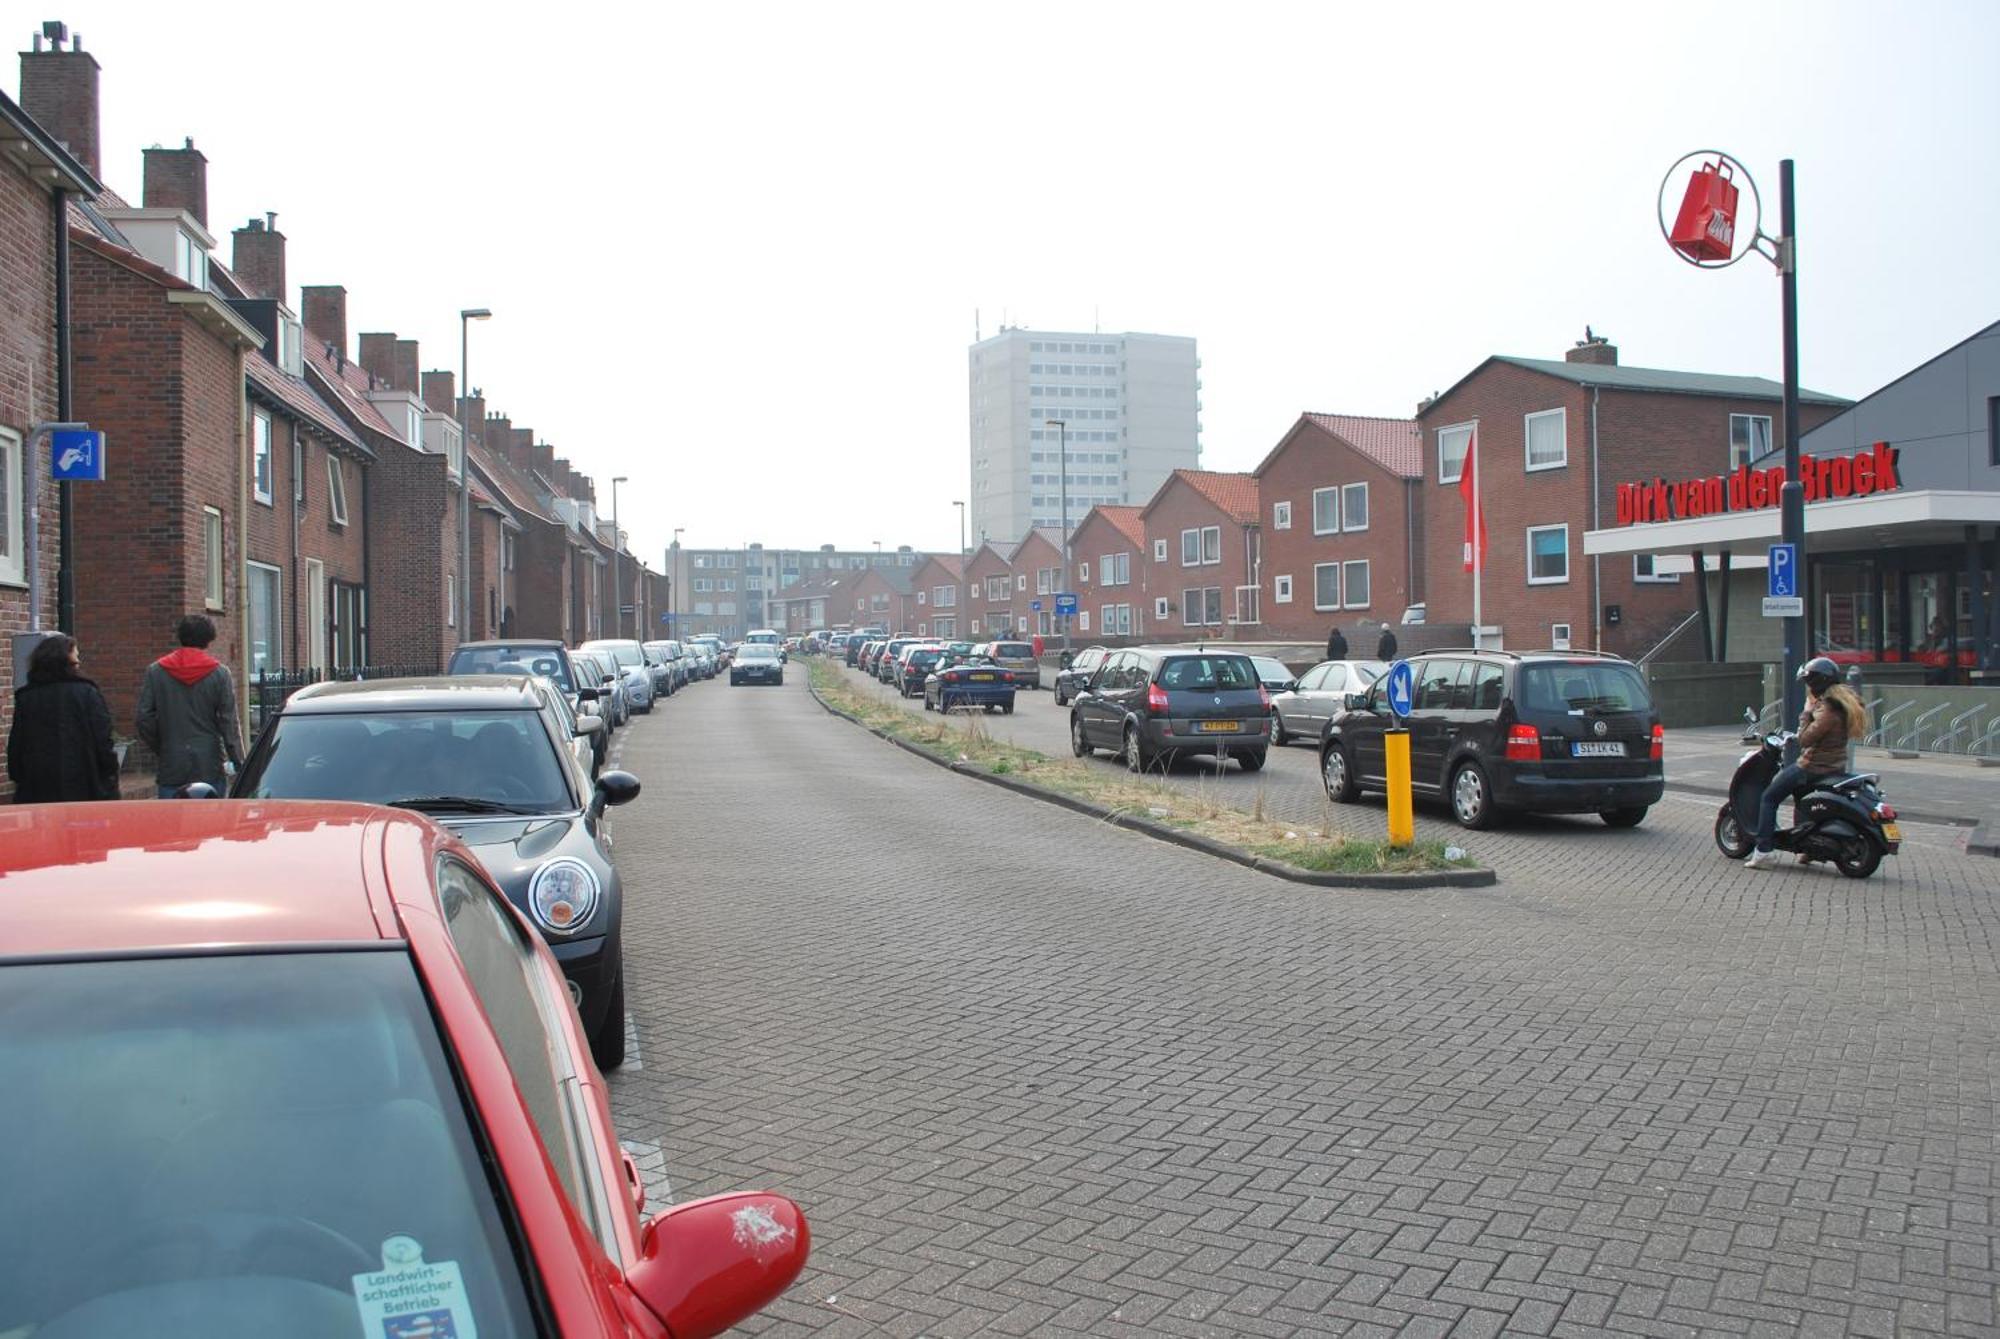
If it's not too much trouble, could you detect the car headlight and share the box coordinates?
[528,858,600,934]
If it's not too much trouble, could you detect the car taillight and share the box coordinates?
[1258,684,1272,710]
[1504,724,1541,761]
[1649,723,1665,760]
[1147,683,1170,715]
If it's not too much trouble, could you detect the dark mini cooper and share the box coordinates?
[924,655,1019,714]
[1069,649,1270,773]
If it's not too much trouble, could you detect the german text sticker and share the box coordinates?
[352,1235,479,1339]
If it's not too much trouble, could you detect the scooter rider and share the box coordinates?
[1744,657,1870,870]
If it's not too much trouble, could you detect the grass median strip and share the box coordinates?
[809,658,1475,878]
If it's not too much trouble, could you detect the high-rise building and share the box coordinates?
[967,328,1200,547]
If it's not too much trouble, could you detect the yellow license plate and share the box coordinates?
[970,673,995,681]
[1197,720,1239,733]
[1881,823,1901,843]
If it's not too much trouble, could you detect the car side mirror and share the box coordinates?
[1282,680,1298,694]
[624,1191,809,1339]
[575,716,603,737]
[593,770,641,813]
[1344,692,1366,712]
[577,687,600,702]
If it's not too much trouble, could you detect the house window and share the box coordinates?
[1437,422,1474,483]
[251,409,274,505]
[1274,574,1293,604]
[246,561,283,674]
[986,576,1008,601]
[0,427,22,588]
[1037,567,1054,594]
[932,584,955,608]
[1099,604,1133,636]
[1098,552,1129,586]
[1273,500,1292,530]
[278,315,303,377]
[1343,560,1371,609]
[933,616,954,637]
[292,435,305,506]
[1017,574,1027,591]
[446,573,456,627]
[1634,553,1680,584]
[203,507,225,609]
[1202,527,1221,564]
[1154,596,1170,621]
[1525,408,1567,471]
[1551,623,1573,651]
[1153,538,1167,562]
[1527,524,1570,584]
[1342,482,1369,532]
[1312,487,1339,535]
[1313,562,1340,611]
[326,455,349,526]
[1729,413,1773,469]
[1181,528,1200,565]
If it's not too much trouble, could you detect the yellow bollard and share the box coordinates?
[1384,727,1414,847]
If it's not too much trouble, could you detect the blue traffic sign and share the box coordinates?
[1029,599,1043,612]
[1054,593,1077,614]
[1385,660,1415,718]
[51,428,105,482]
[1767,543,1797,599]
[659,612,675,624]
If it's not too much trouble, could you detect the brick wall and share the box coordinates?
[965,545,1015,636]
[1257,420,1417,642]
[511,514,569,640]
[1067,514,1144,638]
[1141,477,1260,640]
[365,440,450,670]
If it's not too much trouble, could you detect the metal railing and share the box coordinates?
[250,665,439,732]
[1865,700,1913,750]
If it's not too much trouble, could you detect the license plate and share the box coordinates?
[1881,822,1902,843]
[971,673,995,681]
[1198,720,1240,733]
[1570,741,1625,757]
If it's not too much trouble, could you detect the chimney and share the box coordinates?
[506,426,533,475]
[301,285,347,353]
[482,412,510,458]
[421,370,456,416]
[356,333,398,388]
[391,339,420,397]
[19,24,101,178]
[142,138,207,226]
[530,440,554,480]
[231,216,285,302]
[1566,329,1618,366]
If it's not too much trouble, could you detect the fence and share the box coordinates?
[250,665,439,733]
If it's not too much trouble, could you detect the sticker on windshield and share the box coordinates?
[353,1235,479,1338]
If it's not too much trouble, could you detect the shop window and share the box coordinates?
[1634,554,1679,584]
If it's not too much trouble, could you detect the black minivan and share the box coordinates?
[1070,648,1271,773]
[1319,650,1664,828]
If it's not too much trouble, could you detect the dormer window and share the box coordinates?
[278,315,303,377]
[421,413,463,480]
[175,229,207,291]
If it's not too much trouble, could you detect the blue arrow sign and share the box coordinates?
[1385,660,1415,719]
[51,428,106,482]
[1029,599,1043,612]
[1767,543,1797,599]
[1054,593,1078,614]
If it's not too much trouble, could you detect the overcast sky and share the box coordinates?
[32,1,2000,564]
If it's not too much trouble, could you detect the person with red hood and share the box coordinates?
[136,614,245,798]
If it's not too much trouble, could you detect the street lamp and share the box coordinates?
[1047,419,1069,652]
[458,308,491,639]
[609,477,629,638]
[669,528,684,640]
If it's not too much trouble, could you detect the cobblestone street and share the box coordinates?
[607,673,2000,1336]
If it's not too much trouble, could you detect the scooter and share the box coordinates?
[1713,710,1901,879]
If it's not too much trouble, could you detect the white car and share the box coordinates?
[578,638,656,714]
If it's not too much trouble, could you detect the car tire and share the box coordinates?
[1002,701,1015,715]
[1238,749,1266,773]
[1055,686,1068,707]
[590,969,627,1071]
[1322,743,1359,803]
[1123,724,1148,774]
[923,696,934,712]
[1450,761,1500,830]
[1272,716,1289,747]
[1600,807,1647,828]
[1071,714,1092,757]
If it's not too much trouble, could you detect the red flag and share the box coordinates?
[1460,426,1488,573]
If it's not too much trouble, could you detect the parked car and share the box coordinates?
[234,674,642,1068]
[895,644,946,696]
[843,632,872,666]
[1070,648,1270,773]
[690,635,730,670]
[571,649,628,726]
[1319,649,1664,829]
[859,640,886,675]
[875,638,921,682]
[1270,659,1387,746]
[731,644,785,686]
[1400,603,1427,625]
[1051,645,1109,706]
[0,799,807,1338]
[447,638,581,708]
[642,639,687,694]
[924,655,1019,714]
[981,639,1040,687]
[1247,656,1296,694]
[579,639,655,715]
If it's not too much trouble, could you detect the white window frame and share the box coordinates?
[325,454,349,526]
[1312,486,1339,536]
[1180,587,1201,627]
[1437,421,1474,484]
[1341,481,1369,532]
[1524,407,1567,472]
[1273,573,1293,605]
[1201,526,1221,565]
[1153,538,1167,562]
[0,427,23,588]
[1342,559,1371,609]
[1634,553,1680,584]
[246,559,284,673]
[1527,523,1571,586]
[1037,567,1054,594]
[1181,527,1200,566]
[252,408,274,506]
[1154,596,1170,621]
[446,573,456,627]
[1729,413,1773,469]
[203,506,225,609]
[1313,562,1340,612]
[1551,622,1573,651]
[916,590,927,605]
[932,584,955,608]
[1273,500,1292,531]
[1077,561,1088,581]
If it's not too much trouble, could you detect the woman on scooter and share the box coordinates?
[1744,656,1870,870]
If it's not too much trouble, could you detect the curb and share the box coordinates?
[808,679,1497,890]
[1969,821,1998,859]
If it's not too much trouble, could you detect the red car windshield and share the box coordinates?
[0,951,540,1337]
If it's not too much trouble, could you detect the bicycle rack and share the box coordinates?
[1873,700,1915,754]
[1974,714,2000,767]
[1897,703,1947,757]
[1934,704,1987,756]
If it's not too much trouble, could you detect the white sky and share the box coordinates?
[30,1,2000,564]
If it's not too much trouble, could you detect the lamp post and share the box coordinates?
[610,476,628,639]
[1047,418,1069,652]
[669,528,684,642]
[458,308,491,639]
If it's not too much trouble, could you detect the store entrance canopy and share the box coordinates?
[1584,488,2000,574]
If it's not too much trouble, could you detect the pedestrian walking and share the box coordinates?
[1325,625,1348,662]
[1376,625,1398,661]
[6,634,120,803]
[136,614,245,798]
[1031,632,1045,660]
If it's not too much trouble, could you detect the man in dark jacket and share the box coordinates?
[7,634,120,802]
[1376,626,1398,661]
[1325,625,1348,662]
[136,614,245,797]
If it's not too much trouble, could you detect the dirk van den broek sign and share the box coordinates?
[1614,441,1902,527]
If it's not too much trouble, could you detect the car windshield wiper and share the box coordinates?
[387,795,543,815]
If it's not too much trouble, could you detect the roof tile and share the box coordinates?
[1155,469,1258,523]
[1302,413,1421,478]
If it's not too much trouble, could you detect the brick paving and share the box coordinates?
[606,672,2000,1335]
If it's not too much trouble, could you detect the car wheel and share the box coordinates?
[1600,807,1648,828]
[1322,742,1359,802]
[1071,714,1092,757]
[1002,701,1015,715]
[1237,749,1266,773]
[1055,686,1068,707]
[590,968,627,1071]
[1123,724,1148,774]
[923,695,935,712]
[1272,715,1289,747]
[1713,805,1753,857]
[1451,761,1499,830]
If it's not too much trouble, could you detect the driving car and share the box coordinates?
[980,639,1040,687]
[0,800,807,1339]
[731,643,785,686]
[1269,658,1387,745]
[1070,648,1271,773]
[924,654,1020,713]
[1051,645,1109,706]
[234,675,640,1069]
[1319,648,1664,828]
[572,648,629,726]
[578,639,656,715]
[894,644,946,696]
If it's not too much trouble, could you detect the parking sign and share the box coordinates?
[1767,543,1797,598]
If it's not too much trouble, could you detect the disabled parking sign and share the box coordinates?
[1385,660,1414,718]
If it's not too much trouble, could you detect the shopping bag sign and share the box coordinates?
[1669,159,1739,263]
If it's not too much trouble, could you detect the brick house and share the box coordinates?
[1067,507,1146,642]
[1139,470,1261,640]
[0,81,97,780]
[1006,528,1065,638]
[1416,335,1849,657]
[907,554,965,639]
[964,541,1018,638]
[767,575,846,634]
[844,564,915,633]
[1253,413,1422,642]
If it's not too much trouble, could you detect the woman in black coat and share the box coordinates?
[7,634,120,803]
